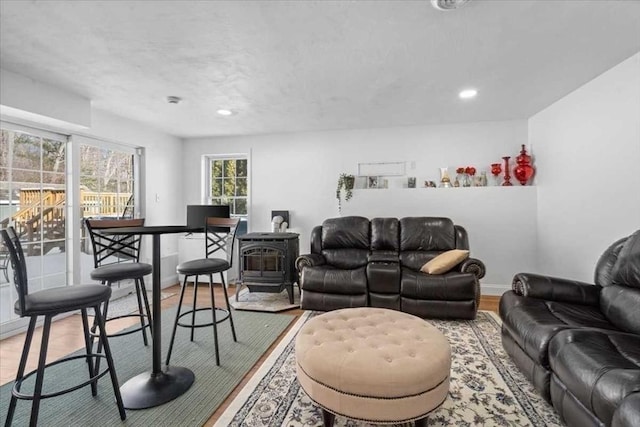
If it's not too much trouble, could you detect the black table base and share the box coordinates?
[101,226,201,409]
[120,367,195,409]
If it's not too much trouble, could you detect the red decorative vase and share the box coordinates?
[490,163,502,185]
[514,144,535,185]
[502,156,512,186]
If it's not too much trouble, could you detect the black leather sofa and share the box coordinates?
[499,229,640,427]
[296,216,486,319]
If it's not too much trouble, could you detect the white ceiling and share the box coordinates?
[1,0,639,138]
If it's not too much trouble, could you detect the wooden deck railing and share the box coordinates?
[1,189,132,255]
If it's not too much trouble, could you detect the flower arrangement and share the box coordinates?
[457,166,477,175]
[455,166,476,187]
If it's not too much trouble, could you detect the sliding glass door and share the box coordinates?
[78,142,139,288]
[0,125,143,335]
[0,125,67,327]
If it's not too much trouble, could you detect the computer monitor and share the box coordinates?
[186,205,230,230]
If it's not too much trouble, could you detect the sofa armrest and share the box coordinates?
[459,257,486,279]
[512,272,600,306]
[296,253,326,272]
[368,251,399,263]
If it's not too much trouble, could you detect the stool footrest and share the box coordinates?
[12,353,111,400]
[90,313,151,338]
[176,307,230,329]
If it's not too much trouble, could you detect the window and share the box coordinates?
[79,144,136,220]
[207,157,248,217]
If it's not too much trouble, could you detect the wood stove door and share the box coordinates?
[240,242,285,284]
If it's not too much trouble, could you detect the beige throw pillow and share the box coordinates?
[420,249,470,274]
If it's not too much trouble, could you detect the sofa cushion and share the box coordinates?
[594,236,628,287]
[301,266,367,295]
[371,217,399,251]
[549,329,640,426]
[319,216,370,269]
[601,230,640,334]
[321,216,370,250]
[322,248,369,269]
[499,291,618,367]
[401,268,476,301]
[399,217,456,252]
[301,291,367,311]
[611,229,640,289]
[600,285,640,335]
[420,249,469,274]
[612,393,640,427]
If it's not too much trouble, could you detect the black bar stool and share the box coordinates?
[85,218,153,346]
[166,217,239,366]
[1,226,126,427]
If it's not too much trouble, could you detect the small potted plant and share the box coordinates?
[336,173,355,212]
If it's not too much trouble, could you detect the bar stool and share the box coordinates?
[166,217,239,366]
[85,218,153,345]
[1,226,126,426]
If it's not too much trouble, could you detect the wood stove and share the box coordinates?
[237,232,299,303]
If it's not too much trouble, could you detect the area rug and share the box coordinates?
[230,287,300,313]
[215,311,563,427]
[0,308,294,426]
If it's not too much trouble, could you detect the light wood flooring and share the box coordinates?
[0,284,500,426]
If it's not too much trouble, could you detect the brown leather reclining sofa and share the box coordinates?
[296,216,486,319]
[499,229,640,427]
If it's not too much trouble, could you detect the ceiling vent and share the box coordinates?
[431,0,471,11]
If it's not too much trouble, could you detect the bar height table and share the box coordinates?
[102,225,199,409]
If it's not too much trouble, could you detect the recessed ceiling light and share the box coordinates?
[431,0,471,11]
[459,89,478,99]
[216,109,234,116]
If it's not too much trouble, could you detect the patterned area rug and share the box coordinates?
[230,287,300,313]
[215,311,562,427]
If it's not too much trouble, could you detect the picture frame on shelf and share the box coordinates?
[358,161,406,177]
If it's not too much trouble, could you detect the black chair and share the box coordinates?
[166,217,239,366]
[1,245,9,283]
[85,218,153,346]
[1,226,126,426]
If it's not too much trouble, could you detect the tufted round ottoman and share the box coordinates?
[295,307,451,426]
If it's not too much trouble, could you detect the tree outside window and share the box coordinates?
[79,145,135,219]
[210,158,247,216]
[0,130,66,246]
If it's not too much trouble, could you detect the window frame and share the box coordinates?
[202,153,250,221]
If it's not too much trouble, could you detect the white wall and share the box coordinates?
[530,52,640,282]
[183,120,529,291]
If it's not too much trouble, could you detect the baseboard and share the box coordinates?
[162,274,179,288]
[480,283,510,296]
